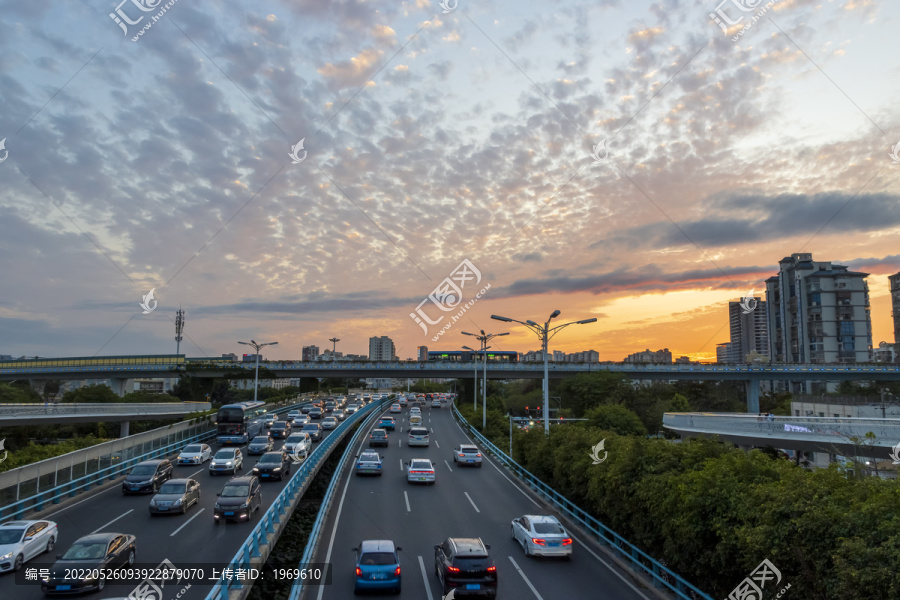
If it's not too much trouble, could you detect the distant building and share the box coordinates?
[891,272,900,355]
[241,354,260,363]
[346,353,367,361]
[716,343,732,364]
[624,348,672,364]
[417,346,429,362]
[0,355,12,361]
[301,345,320,362]
[872,341,897,363]
[674,356,694,364]
[728,298,768,363]
[369,336,396,361]
[220,353,238,362]
[564,350,600,363]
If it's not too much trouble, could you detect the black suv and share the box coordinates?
[252,451,291,481]
[122,459,174,494]
[214,475,262,523]
[269,420,291,439]
[368,428,389,447]
[434,538,497,597]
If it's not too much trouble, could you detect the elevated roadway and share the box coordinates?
[0,402,211,436]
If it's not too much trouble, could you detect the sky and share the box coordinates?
[0,0,898,363]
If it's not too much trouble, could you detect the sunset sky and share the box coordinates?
[1,0,898,363]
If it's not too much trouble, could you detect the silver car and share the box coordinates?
[209,448,243,475]
[322,416,338,430]
[149,479,201,515]
[510,515,573,558]
[333,409,346,421]
[0,520,57,572]
[177,443,212,465]
[406,458,435,485]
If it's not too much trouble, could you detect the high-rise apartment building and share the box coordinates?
[623,348,672,364]
[369,336,396,361]
[765,253,872,364]
[727,298,768,363]
[417,346,429,361]
[716,342,732,364]
[890,272,900,351]
[301,345,319,362]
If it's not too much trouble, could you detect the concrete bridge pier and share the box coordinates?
[109,378,131,397]
[745,376,761,414]
[120,421,130,437]
[29,379,47,397]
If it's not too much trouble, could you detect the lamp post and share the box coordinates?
[237,340,279,403]
[462,330,509,429]
[328,337,340,362]
[492,311,597,434]
[462,345,478,411]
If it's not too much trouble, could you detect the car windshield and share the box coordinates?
[259,454,282,463]
[302,425,318,431]
[359,552,396,566]
[130,465,156,476]
[287,435,304,442]
[214,450,235,459]
[0,529,24,544]
[533,523,566,534]
[410,460,431,469]
[461,447,478,454]
[157,483,186,495]
[410,429,428,436]
[183,445,202,453]
[251,437,269,443]
[271,422,286,429]
[62,542,107,560]
[360,453,379,461]
[221,485,250,497]
[372,430,386,437]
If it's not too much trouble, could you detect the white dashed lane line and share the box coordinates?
[508,555,544,600]
[404,491,411,512]
[90,509,134,535]
[170,508,205,536]
[444,460,453,472]
[417,556,435,600]
[464,492,480,513]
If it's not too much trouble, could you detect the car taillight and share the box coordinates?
[562,538,573,545]
[476,453,482,457]
[531,538,546,545]
[486,566,496,572]
[355,567,362,577]
[394,567,401,576]
[447,566,460,573]
[458,453,465,457]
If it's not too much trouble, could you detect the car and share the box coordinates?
[247,436,275,455]
[406,458,435,484]
[177,443,212,465]
[379,416,396,431]
[300,405,313,414]
[409,415,423,427]
[324,402,336,413]
[41,533,136,595]
[322,416,339,430]
[355,450,384,476]
[252,451,292,481]
[389,403,402,413]
[369,428,389,447]
[434,538,497,598]
[0,519,57,573]
[510,515,573,558]
[213,475,262,523]
[210,448,243,476]
[149,478,201,515]
[409,407,421,416]
[398,397,408,407]
[346,403,359,414]
[309,407,323,419]
[453,444,483,467]
[263,413,276,427]
[353,539,402,594]
[408,427,430,447]
[122,459,173,494]
[269,420,292,439]
[283,433,311,461]
[287,410,303,422]
[293,414,310,427]
[333,409,347,421]
[301,422,323,441]
[432,399,442,408]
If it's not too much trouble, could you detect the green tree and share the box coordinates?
[0,382,42,403]
[583,405,647,436]
[62,384,120,403]
[558,372,633,416]
[670,393,691,412]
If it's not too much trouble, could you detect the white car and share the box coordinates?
[409,407,421,416]
[333,409,347,421]
[406,458,435,485]
[177,443,212,465]
[0,520,58,572]
[346,404,359,414]
[510,515,573,558]
[322,416,338,430]
[209,448,243,475]
[287,410,302,422]
[284,433,311,461]
[389,403,402,413]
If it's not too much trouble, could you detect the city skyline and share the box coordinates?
[1,1,899,362]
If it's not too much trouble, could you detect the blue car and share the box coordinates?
[353,539,401,594]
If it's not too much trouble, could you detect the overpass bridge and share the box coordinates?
[0,402,211,436]
[664,412,900,466]
[2,355,899,412]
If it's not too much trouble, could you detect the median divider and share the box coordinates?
[451,403,713,600]
[204,396,390,600]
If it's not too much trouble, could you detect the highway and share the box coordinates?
[0,404,351,600]
[306,402,654,600]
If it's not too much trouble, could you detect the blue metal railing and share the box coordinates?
[204,397,388,600]
[0,398,309,521]
[452,404,713,600]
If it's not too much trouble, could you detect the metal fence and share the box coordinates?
[452,404,713,600]
[0,402,210,418]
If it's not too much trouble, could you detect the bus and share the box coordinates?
[427,350,519,363]
[216,401,268,444]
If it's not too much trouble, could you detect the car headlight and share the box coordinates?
[173,498,183,506]
[0,551,12,561]
[225,461,233,466]
[252,468,260,473]
[149,499,157,506]
[272,467,281,472]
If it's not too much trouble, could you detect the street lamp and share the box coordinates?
[328,337,340,362]
[462,330,510,429]
[462,345,478,411]
[237,340,279,403]
[492,311,596,434]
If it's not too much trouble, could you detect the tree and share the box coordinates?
[62,384,120,403]
[0,382,42,403]
[670,393,691,412]
[559,372,633,416]
[583,405,647,436]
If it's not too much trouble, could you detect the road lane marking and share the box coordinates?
[417,556,435,600]
[188,468,204,478]
[170,508,205,536]
[444,460,453,472]
[400,459,404,471]
[567,533,653,600]
[316,431,359,600]
[434,440,440,448]
[44,485,120,517]
[508,555,544,600]
[464,492,480,513]
[404,491,411,512]
[398,438,402,448]
[90,509,134,534]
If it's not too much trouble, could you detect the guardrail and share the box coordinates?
[0,396,310,521]
[451,403,713,600]
[0,402,211,417]
[204,397,389,600]
[288,401,387,600]
[663,413,900,444]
